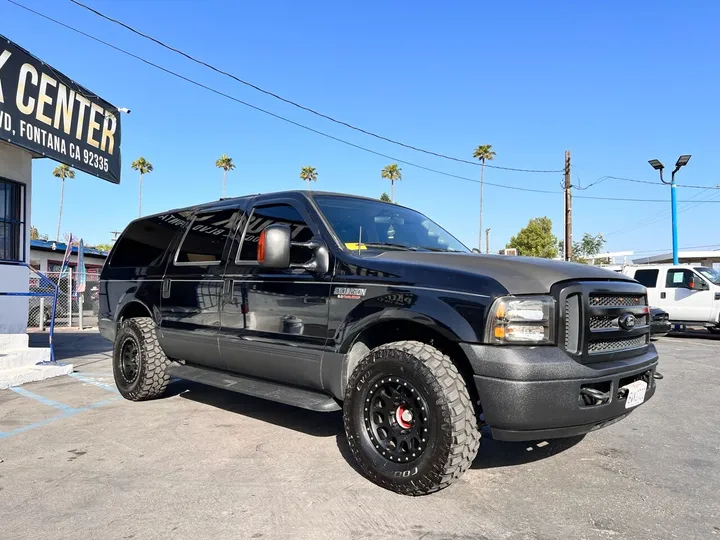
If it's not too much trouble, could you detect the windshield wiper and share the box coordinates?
[419,246,464,253]
[361,242,418,251]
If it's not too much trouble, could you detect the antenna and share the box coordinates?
[358,226,362,256]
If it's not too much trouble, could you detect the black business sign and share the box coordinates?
[0,35,121,183]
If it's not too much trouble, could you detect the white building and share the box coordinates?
[0,36,122,387]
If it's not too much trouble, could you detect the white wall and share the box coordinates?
[0,141,32,338]
[29,249,107,275]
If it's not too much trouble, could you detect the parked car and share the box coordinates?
[649,307,671,336]
[622,264,720,333]
[100,191,660,495]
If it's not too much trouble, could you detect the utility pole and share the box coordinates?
[485,228,491,254]
[564,150,572,261]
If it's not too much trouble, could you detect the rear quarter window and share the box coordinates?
[110,214,188,268]
[633,269,659,288]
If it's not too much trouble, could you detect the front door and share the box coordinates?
[159,207,239,368]
[661,267,714,323]
[219,200,332,389]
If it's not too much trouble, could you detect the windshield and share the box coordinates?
[695,267,720,285]
[313,195,470,253]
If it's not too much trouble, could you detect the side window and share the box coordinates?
[110,213,188,268]
[634,269,659,288]
[665,269,694,288]
[175,209,237,265]
[238,204,314,264]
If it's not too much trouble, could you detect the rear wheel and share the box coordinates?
[343,341,480,496]
[113,317,170,400]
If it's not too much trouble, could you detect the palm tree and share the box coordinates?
[381,164,402,203]
[472,144,496,251]
[131,157,154,217]
[215,154,235,198]
[52,164,75,241]
[299,166,318,189]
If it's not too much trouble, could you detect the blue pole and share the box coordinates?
[671,180,679,265]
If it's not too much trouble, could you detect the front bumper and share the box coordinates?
[461,343,659,442]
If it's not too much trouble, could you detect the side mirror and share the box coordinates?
[258,224,291,269]
[692,278,709,291]
[257,225,330,274]
[471,248,481,254]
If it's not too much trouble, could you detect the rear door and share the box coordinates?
[632,268,661,308]
[219,197,332,389]
[159,206,240,368]
[661,267,714,323]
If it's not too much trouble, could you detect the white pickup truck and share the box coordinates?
[621,264,720,333]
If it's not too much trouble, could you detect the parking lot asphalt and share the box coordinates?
[1,331,719,540]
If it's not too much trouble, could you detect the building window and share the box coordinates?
[0,178,26,263]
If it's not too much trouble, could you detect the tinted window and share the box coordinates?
[238,204,313,264]
[176,209,237,264]
[633,269,659,288]
[314,195,468,253]
[665,269,695,288]
[111,213,189,267]
[0,178,25,262]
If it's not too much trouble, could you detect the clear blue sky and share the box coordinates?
[3,0,719,255]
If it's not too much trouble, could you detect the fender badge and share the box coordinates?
[334,287,366,300]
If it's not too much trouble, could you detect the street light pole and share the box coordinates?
[648,155,691,265]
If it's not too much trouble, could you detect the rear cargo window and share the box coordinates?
[633,269,659,288]
[175,209,237,265]
[110,214,187,267]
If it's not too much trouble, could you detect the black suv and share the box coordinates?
[99,191,660,495]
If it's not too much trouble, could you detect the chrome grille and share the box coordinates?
[589,294,645,307]
[588,335,648,354]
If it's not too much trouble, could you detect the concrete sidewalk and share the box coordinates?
[0,331,719,540]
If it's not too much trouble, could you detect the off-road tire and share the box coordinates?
[343,340,481,495]
[113,316,170,401]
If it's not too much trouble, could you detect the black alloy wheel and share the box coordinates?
[344,340,481,496]
[364,377,430,464]
[119,337,140,384]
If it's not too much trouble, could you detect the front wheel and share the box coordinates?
[343,341,481,495]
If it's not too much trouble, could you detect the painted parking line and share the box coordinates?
[0,386,122,440]
[10,386,78,413]
[70,373,120,394]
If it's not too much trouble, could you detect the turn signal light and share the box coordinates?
[257,230,266,263]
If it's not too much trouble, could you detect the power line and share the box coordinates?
[8,1,565,195]
[575,194,720,203]
[68,0,562,174]
[574,174,720,191]
[11,1,720,207]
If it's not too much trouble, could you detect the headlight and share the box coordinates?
[486,296,555,344]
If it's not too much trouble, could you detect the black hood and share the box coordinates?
[374,251,633,295]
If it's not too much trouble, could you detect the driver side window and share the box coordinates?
[665,269,705,289]
[237,204,314,264]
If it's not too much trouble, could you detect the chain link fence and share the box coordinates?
[28,268,100,330]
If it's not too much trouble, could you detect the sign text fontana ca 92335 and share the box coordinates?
[0,35,122,184]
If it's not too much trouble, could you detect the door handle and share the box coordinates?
[162,278,171,299]
[303,295,325,305]
[660,292,666,299]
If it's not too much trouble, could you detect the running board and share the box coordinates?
[167,363,341,412]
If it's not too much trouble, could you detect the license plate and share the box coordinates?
[623,380,648,409]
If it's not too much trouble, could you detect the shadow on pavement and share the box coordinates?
[175,380,343,438]
[664,330,720,341]
[472,427,584,469]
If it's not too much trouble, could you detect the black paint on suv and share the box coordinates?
[99,191,660,495]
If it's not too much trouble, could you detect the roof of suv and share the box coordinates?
[129,190,410,226]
